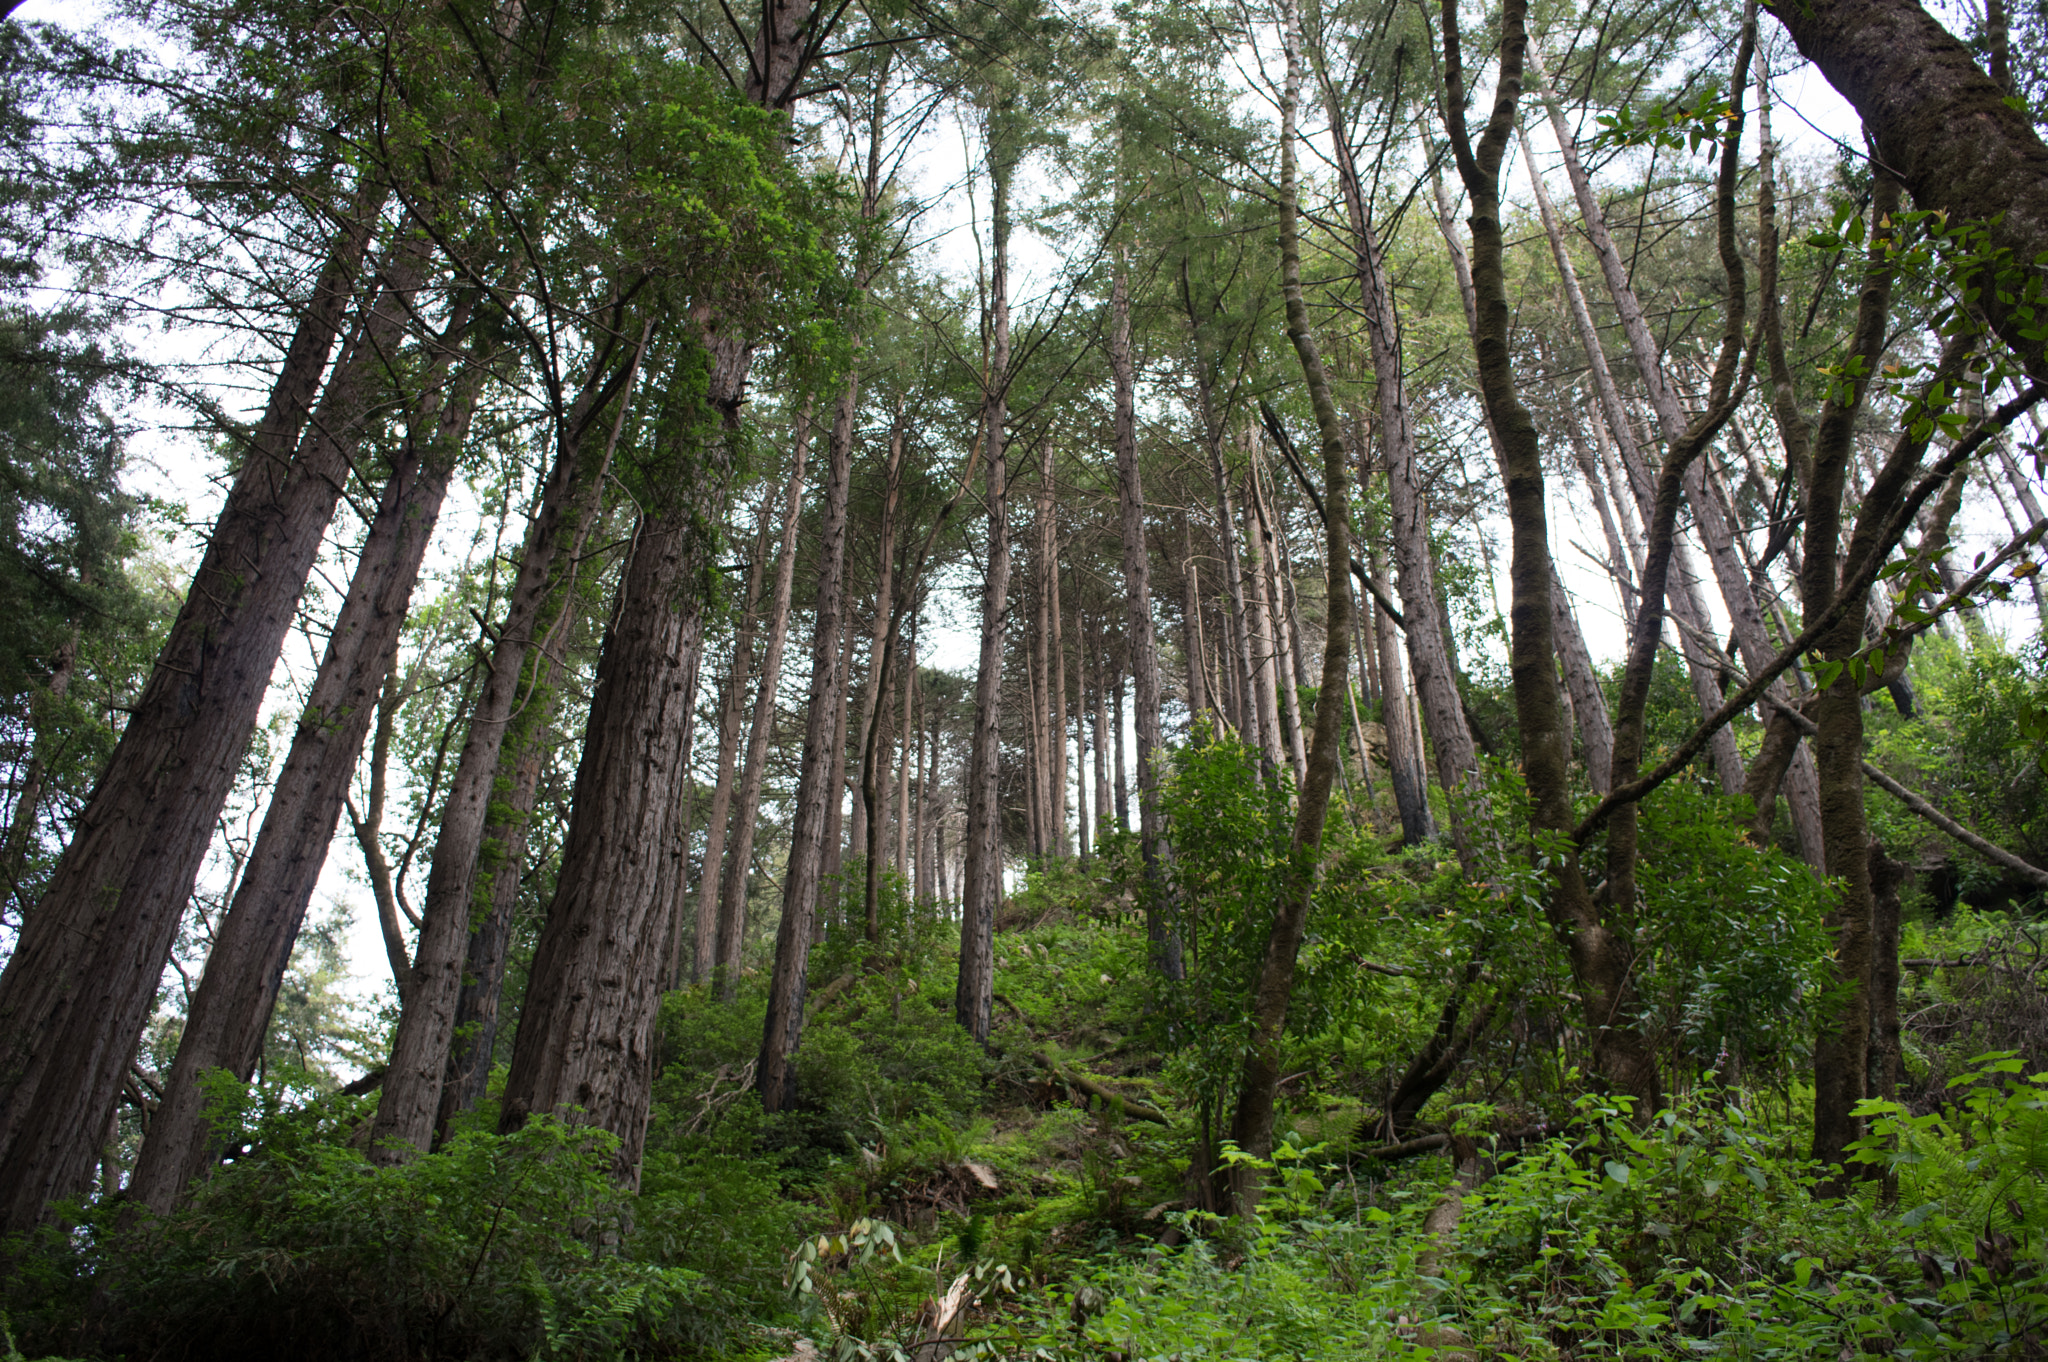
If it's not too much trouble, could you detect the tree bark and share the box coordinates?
[1550,567,1614,793]
[496,425,723,1180]
[758,370,856,1108]
[0,191,392,1230]
[130,301,475,1215]
[955,144,1016,1047]
[715,413,809,998]
[1110,266,1180,976]
[1228,0,1357,1207]
[369,320,649,1161]
[1764,0,2048,381]
[1440,0,1664,1109]
[693,484,778,985]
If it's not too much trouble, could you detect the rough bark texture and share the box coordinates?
[496,455,720,1179]
[130,307,474,1215]
[0,193,389,1230]
[1805,173,1904,1173]
[1550,567,1614,793]
[956,149,1015,1047]
[756,368,855,1108]
[1228,0,1355,1208]
[370,327,643,1161]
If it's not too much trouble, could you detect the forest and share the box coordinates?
[3,0,2048,1354]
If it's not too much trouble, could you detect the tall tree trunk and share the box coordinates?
[858,417,911,935]
[1030,442,1055,856]
[1050,536,1068,856]
[495,367,731,1178]
[0,193,393,1229]
[1112,665,1129,829]
[956,145,1016,1046]
[1181,518,1210,722]
[896,653,915,873]
[758,371,857,1108]
[1513,116,1751,800]
[1228,0,1356,1206]
[1110,267,1179,975]
[694,484,778,984]
[716,414,809,999]
[1200,404,1260,745]
[1242,479,1287,775]
[1250,461,1307,783]
[370,321,650,1161]
[821,608,855,891]
[1440,0,1664,1109]
[1807,173,1907,1173]
[131,303,475,1214]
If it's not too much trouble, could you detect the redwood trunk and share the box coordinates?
[0,193,390,1229]
[131,305,474,1214]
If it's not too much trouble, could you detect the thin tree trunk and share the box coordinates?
[758,370,857,1108]
[0,194,394,1229]
[1551,568,1614,793]
[1181,519,1209,723]
[1369,528,1434,843]
[1242,482,1286,775]
[1228,0,1357,1207]
[1112,665,1129,829]
[694,484,779,985]
[716,413,810,999]
[131,303,475,1214]
[955,144,1016,1047]
[1110,267,1178,973]
[1250,460,1307,783]
[1515,116,1752,801]
[1050,533,1068,857]
[821,608,855,890]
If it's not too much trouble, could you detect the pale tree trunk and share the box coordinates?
[821,610,855,890]
[1030,443,1055,854]
[1513,120,1752,801]
[1550,568,1614,793]
[370,321,650,1161]
[131,302,476,1214]
[1228,0,1358,1207]
[0,193,392,1230]
[1368,523,1434,843]
[1181,519,1210,722]
[1241,472,1287,775]
[1250,460,1308,784]
[1112,665,1129,827]
[1109,268,1179,974]
[715,415,809,999]
[1091,622,1111,834]
[758,372,857,1108]
[1988,443,2048,623]
[1198,394,1260,744]
[1440,0,1664,1109]
[694,484,778,985]
[956,145,1016,1046]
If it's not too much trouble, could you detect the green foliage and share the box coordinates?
[8,1116,748,1361]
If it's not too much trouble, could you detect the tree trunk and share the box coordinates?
[369,322,650,1161]
[1228,0,1357,1207]
[130,304,475,1215]
[1765,0,2048,379]
[955,144,1015,1047]
[1110,267,1179,975]
[694,483,778,985]
[496,451,722,1180]
[1181,519,1210,722]
[0,192,392,1229]
[1514,117,1750,800]
[715,415,809,999]
[1370,529,1434,843]
[758,368,857,1108]
[1440,0,1663,1109]
[1551,568,1614,794]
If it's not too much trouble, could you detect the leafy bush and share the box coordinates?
[8,1115,754,1361]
